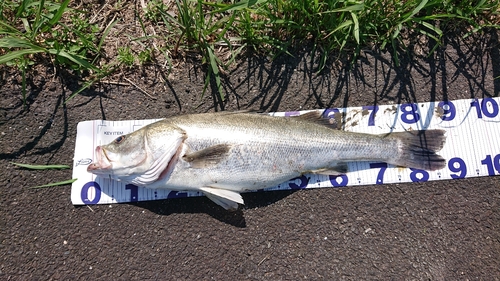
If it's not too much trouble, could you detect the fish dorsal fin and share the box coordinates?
[199,187,243,211]
[294,111,322,121]
[216,109,261,115]
[182,144,231,168]
[293,111,340,130]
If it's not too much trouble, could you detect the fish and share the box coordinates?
[87,111,446,210]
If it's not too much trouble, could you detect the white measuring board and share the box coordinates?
[71,97,500,205]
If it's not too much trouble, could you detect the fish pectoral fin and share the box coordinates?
[311,163,348,175]
[199,187,243,211]
[182,144,231,168]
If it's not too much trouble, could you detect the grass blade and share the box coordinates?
[420,20,443,37]
[211,0,268,13]
[391,23,403,40]
[324,20,353,39]
[11,162,71,169]
[48,49,98,71]
[98,19,119,52]
[206,44,223,101]
[319,3,364,14]
[31,0,46,39]
[0,20,20,34]
[31,178,77,188]
[48,0,70,26]
[401,0,429,24]
[0,37,45,49]
[15,0,29,18]
[0,48,44,64]
[351,12,360,44]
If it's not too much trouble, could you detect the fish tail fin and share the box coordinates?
[388,129,446,171]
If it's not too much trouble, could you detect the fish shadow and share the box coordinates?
[129,189,298,227]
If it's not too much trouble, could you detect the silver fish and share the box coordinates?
[87,111,446,210]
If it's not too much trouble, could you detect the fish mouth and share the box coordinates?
[87,146,112,172]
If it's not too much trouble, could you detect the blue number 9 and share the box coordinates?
[448,157,467,179]
[438,101,456,121]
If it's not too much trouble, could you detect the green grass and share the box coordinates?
[222,0,500,66]
[1,0,499,102]
[117,46,135,67]
[10,162,70,169]
[10,162,77,188]
[0,0,105,105]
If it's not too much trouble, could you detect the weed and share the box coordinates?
[154,0,241,101]
[0,0,99,105]
[1,0,500,103]
[138,49,152,64]
[144,0,166,22]
[117,46,135,67]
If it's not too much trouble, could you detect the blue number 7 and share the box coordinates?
[369,162,387,184]
[362,105,379,126]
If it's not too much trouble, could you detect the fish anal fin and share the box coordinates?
[182,144,231,168]
[199,187,243,211]
[310,163,348,175]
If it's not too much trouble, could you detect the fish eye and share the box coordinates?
[114,135,125,144]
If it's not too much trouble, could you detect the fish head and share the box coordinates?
[87,128,149,178]
[87,123,186,185]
